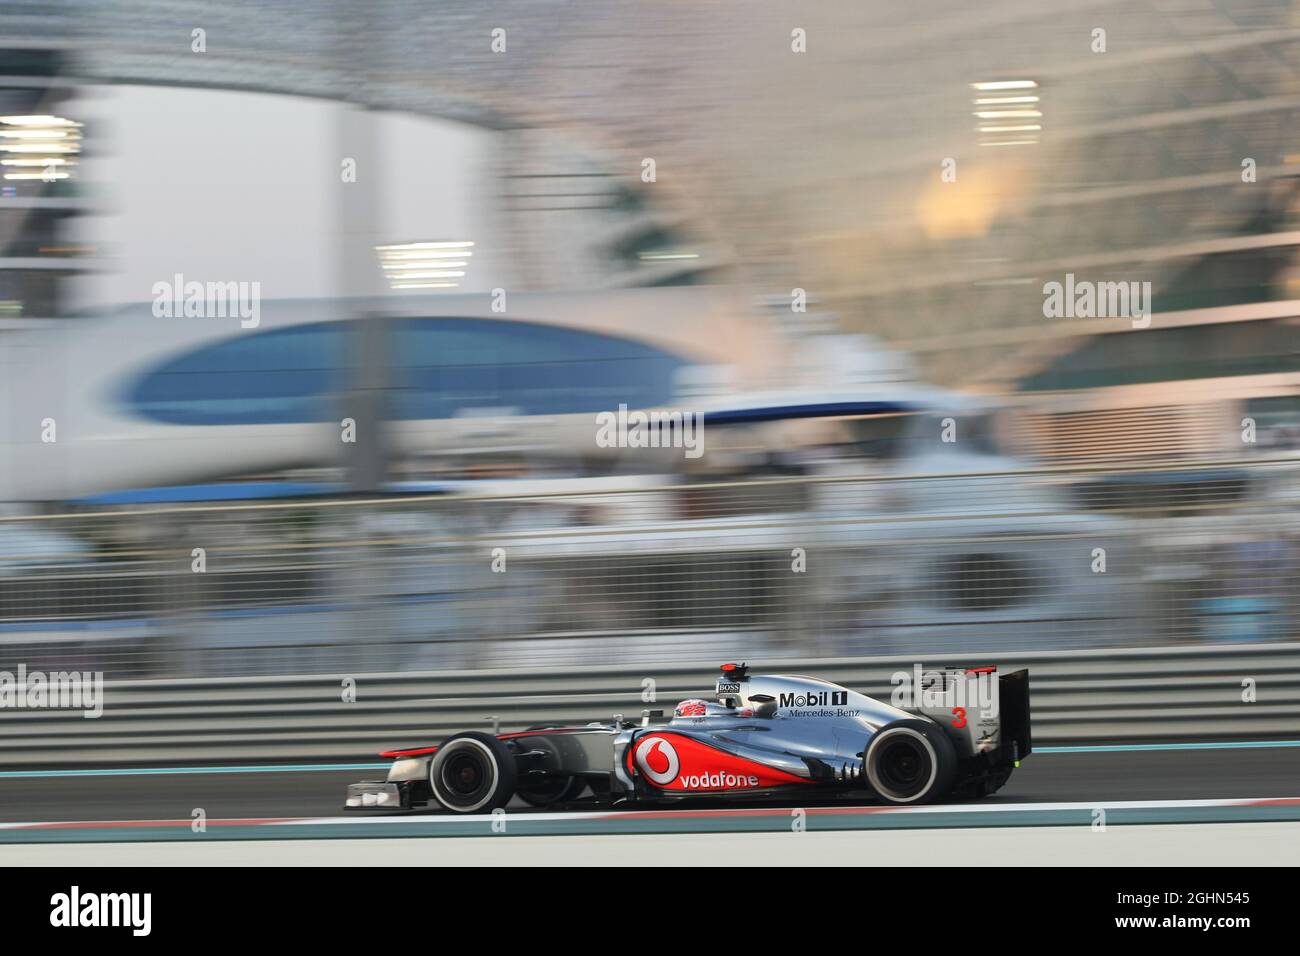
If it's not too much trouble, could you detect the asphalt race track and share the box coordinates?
[1,745,1298,826]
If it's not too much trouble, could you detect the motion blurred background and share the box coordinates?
[0,0,1297,693]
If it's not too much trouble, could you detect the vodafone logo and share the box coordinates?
[680,771,759,790]
[634,736,680,785]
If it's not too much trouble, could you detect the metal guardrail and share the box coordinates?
[2,642,1296,768]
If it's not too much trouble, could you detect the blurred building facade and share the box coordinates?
[0,47,88,330]
[1,2,1295,403]
[0,1,1296,679]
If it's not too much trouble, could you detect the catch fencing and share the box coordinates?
[0,456,1297,679]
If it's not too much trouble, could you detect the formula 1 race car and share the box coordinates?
[345,662,1031,812]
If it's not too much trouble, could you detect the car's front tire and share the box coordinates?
[864,719,957,805]
[429,732,517,813]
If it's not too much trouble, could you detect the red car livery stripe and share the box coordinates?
[379,745,440,758]
[626,731,812,792]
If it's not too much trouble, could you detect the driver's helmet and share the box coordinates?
[673,699,738,719]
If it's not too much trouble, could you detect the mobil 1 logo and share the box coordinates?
[780,690,848,710]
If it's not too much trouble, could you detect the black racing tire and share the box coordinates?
[515,724,587,806]
[864,719,957,805]
[429,732,517,813]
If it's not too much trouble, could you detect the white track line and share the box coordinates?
[282,795,1300,826]
[5,795,1295,831]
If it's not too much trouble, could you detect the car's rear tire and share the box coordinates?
[864,719,957,805]
[429,732,517,813]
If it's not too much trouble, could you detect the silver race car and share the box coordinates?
[346,662,1031,812]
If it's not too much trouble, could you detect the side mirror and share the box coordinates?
[750,694,778,719]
